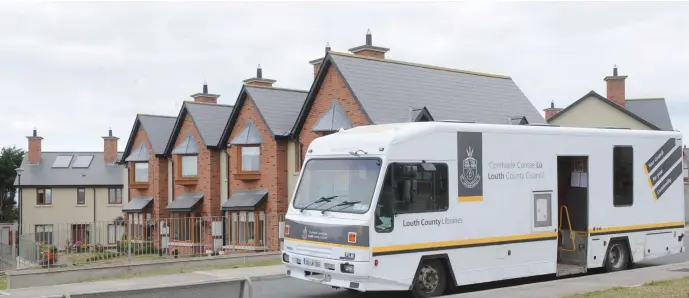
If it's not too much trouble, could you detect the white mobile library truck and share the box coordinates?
[281,122,685,297]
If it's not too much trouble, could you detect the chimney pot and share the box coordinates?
[243,65,276,87]
[348,29,389,59]
[191,81,220,104]
[325,42,331,53]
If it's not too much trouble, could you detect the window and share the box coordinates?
[133,162,149,183]
[109,188,122,204]
[613,146,634,206]
[295,142,304,172]
[240,146,260,172]
[227,211,266,247]
[35,225,53,245]
[171,213,198,242]
[77,188,85,205]
[375,162,450,233]
[37,188,52,205]
[293,158,382,214]
[180,155,198,177]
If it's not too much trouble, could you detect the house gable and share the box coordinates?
[548,91,660,130]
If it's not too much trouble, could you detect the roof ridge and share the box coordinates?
[245,85,308,93]
[184,101,235,108]
[329,51,511,79]
[627,97,665,101]
[138,113,177,119]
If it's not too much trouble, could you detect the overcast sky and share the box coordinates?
[1,1,688,151]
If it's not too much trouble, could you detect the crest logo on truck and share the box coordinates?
[460,146,481,188]
[457,132,483,202]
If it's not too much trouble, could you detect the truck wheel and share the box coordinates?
[605,241,630,272]
[411,259,447,298]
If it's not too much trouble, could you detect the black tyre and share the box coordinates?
[411,259,448,298]
[604,241,630,272]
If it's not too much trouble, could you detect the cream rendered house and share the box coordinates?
[545,66,673,131]
[14,129,125,249]
[545,66,685,221]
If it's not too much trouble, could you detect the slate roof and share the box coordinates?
[293,51,545,133]
[547,91,669,131]
[122,114,176,161]
[626,98,673,131]
[14,152,124,187]
[219,86,308,145]
[166,102,234,153]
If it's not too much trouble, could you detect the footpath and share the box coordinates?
[0,265,286,297]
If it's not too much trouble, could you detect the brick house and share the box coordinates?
[293,30,545,166]
[218,66,308,251]
[120,113,176,249]
[162,85,233,253]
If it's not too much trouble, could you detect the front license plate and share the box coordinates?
[304,258,321,268]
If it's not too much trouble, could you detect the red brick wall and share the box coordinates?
[128,126,170,249]
[170,112,223,250]
[227,95,286,250]
[606,78,626,107]
[27,137,42,164]
[103,138,119,163]
[353,50,385,59]
[298,64,371,159]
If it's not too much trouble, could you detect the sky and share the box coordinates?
[1,1,688,152]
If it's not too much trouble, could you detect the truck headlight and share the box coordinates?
[282,253,289,263]
[341,263,354,274]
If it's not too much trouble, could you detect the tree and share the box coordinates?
[0,146,24,222]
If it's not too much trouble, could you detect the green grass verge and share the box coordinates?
[567,277,689,298]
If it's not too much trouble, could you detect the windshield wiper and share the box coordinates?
[321,201,361,214]
[299,196,338,212]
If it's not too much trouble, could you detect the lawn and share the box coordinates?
[567,277,689,298]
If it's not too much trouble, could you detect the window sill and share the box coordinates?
[107,204,123,207]
[130,183,149,189]
[75,204,88,207]
[35,205,52,208]
[234,172,261,180]
[175,178,198,185]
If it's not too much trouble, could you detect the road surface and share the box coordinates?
[253,238,689,298]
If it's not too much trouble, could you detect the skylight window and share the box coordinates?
[52,155,73,168]
[72,155,94,168]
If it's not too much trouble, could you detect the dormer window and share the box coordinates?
[230,120,263,180]
[172,133,200,184]
[181,155,198,177]
[134,162,149,182]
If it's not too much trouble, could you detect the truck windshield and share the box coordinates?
[293,158,381,214]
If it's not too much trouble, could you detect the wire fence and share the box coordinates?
[0,212,286,270]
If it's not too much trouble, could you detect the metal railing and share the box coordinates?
[8,213,286,269]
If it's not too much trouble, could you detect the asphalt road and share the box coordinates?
[253,238,689,298]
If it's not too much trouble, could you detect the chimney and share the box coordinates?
[102,128,119,164]
[243,64,276,87]
[348,29,390,59]
[604,65,628,108]
[190,81,220,104]
[309,42,331,77]
[543,101,562,121]
[27,128,43,165]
